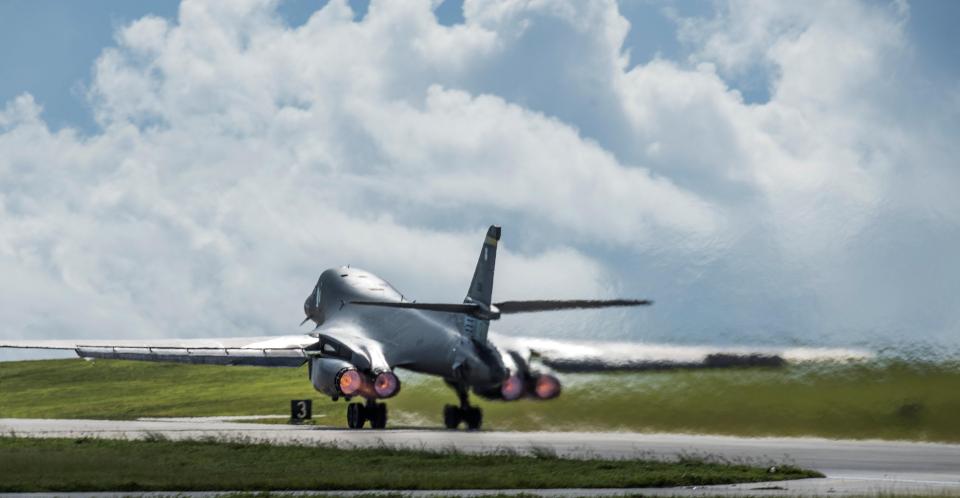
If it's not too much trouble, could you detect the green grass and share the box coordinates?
[214,495,960,498]
[0,436,818,492]
[1,358,959,441]
[212,495,960,498]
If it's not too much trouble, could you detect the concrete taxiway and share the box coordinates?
[2,417,959,496]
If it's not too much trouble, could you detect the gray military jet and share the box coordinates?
[0,225,868,429]
[299,225,658,429]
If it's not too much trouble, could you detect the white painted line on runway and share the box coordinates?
[137,415,290,422]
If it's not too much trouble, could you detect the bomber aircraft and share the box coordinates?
[0,225,864,429]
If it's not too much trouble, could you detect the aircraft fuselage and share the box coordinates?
[306,267,507,389]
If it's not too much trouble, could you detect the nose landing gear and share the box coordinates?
[346,399,388,429]
[443,383,482,430]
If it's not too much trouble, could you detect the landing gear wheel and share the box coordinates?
[369,402,388,429]
[443,382,484,431]
[346,402,366,429]
[443,404,462,429]
[463,406,483,430]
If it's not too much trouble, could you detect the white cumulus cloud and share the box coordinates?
[1,0,958,354]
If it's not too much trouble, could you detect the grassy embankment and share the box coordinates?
[1,358,958,441]
[0,436,818,492]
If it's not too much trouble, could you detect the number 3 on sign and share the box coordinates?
[296,401,307,418]
[290,399,312,422]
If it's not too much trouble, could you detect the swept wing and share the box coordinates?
[0,335,316,367]
[490,333,872,372]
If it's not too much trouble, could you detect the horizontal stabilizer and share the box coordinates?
[496,299,652,314]
[350,301,479,314]
[350,298,651,319]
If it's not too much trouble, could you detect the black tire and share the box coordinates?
[443,404,461,429]
[347,402,365,429]
[464,406,483,431]
[370,403,388,429]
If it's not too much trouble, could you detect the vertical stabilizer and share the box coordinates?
[462,225,500,343]
[466,225,500,306]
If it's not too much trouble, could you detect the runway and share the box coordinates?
[2,417,959,496]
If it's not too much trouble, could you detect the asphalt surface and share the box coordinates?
[2,417,959,496]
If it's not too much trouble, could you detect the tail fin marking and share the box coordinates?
[466,225,500,307]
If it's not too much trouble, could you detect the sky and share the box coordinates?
[1,0,959,358]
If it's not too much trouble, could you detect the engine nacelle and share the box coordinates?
[310,358,402,400]
[475,371,563,401]
[310,357,360,398]
[469,343,562,402]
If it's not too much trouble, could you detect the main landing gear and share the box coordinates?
[346,399,387,429]
[443,383,482,430]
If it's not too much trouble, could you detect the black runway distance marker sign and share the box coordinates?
[290,399,312,422]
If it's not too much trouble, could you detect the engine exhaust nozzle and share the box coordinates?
[533,374,561,400]
[373,371,401,398]
[500,373,524,401]
[336,368,364,397]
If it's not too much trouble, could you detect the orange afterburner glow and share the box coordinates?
[337,369,364,396]
[373,371,400,398]
[500,373,524,400]
[534,374,561,400]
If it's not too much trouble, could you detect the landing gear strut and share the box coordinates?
[346,399,388,429]
[443,383,482,430]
